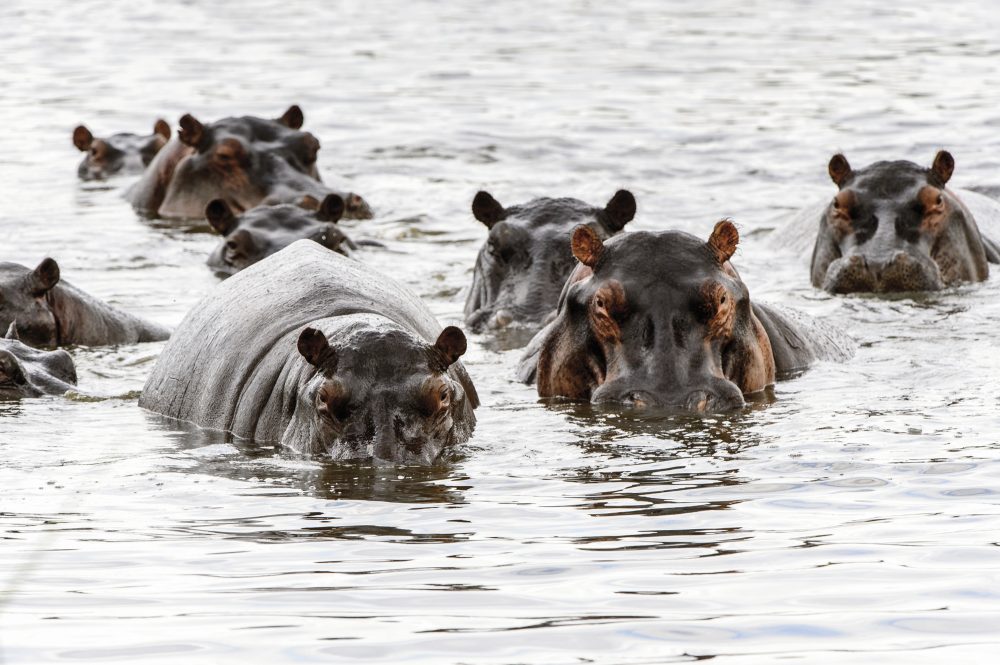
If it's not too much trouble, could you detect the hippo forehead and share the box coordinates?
[506,197,601,230]
[0,262,31,289]
[847,160,932,197]
[323,324,437,379]
[594,231,723,289]
[239,204,317,230]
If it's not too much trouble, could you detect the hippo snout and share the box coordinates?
[824,251,942,294]
[344,193,374,220]
[684,389,745,413]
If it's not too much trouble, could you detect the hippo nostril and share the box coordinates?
[684,390,711,412]
[623,391,656,409]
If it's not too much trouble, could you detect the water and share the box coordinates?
[2,0,1000,662]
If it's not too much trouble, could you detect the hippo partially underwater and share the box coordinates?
[127,105,372,220]
[73,118,171,180]
[0,259,169,347]
[140,240,478,463]
[0,324,77,399]
[518,221,853,411]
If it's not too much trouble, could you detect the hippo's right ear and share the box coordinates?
[178,114,206,149]
[603,189,637,232]
[73,126,93,152]
[30,258,60,296]
[298,327,337,368]
[472,191,505,229]
[153,118,171,140]
[571,225,604,268]
[828,154,852,187]
[279,105,304,130]
[931,150,955,186]
[707,219,739,264]
[205,199,238,236]
[316,194,345,223]
[434,326,468,367]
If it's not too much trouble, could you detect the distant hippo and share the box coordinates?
[808,151,1000,293]
[0,259,170,347]
[127,105,372,220]
[205,194,355,275]
[0,324,77,399]
[73,119,171,180]
[464,190,636,335]
[140,240,478,463]
[518,221,852,412]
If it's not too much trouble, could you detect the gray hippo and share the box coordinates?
[518,221,853,412]
[205,194,356,275]
[0,324,77,398]
[464,190,635,335]
[73,119,171,180]
[127,105,372,220]
[804,151,1000,293]
[140,240,479,464]
[0,259,169,347]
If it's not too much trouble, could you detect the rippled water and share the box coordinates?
[3,1,1000,662]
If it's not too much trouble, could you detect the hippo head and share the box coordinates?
[0,324,77,399]
[535,221,776,412]
[464,190,636,333]
[811,151,989,294]
[157,106,372,220]
[205,194,350,275]
[73,119,170,180]
[0,259,62,348]
[289,322,472,464]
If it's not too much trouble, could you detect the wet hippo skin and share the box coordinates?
[0,324,77,399]
[73,119,171,180]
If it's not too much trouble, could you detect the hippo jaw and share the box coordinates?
[0,335,77,400]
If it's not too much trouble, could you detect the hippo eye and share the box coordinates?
[936,194,943,206]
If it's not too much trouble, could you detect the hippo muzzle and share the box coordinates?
[823,249,943,294]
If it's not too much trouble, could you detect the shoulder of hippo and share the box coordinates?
[937,189,989,281]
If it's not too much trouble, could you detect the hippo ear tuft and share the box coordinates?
[153,118,171,140]
[828,154,852,187]
[298,327,335,368]
[472,191,505,229]
[73,126,93,152]
[31,258,60,295]
[178,114,205,149]
[707,219,739,264]
[279,105,304,130]
[5,322,18,341]
[434,326,467,367]
[316,194,345,223]
[571,225,605,267]
[205,199,237,236]
[931,150,954,185]
[603,189,636,232]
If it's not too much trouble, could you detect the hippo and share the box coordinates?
[517,221,853,412]
[0,258,170,347]
[809,150,1000,293]
[205,194,355,275]
[464,190,636,336]
[127,105,372,220]
[0,324,77,399]
[73,119,171,180]
[140,240,479,464]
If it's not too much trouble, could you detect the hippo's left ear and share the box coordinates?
[153,118,171,140]
[707,220,739,264]
[472,191,505,229]
[205,199,238,236]
[30,258,60,296]
[4,322,18,341]
[931,150,954,186]
[602,190,637,232]
[298,327,337,368]
[828,154,852,187]
[434,326,468,367]
[279,105,304,130]
[316,194,345,223]
[571,225,604,267]
[73,126,93,152]
[178,114,206,149]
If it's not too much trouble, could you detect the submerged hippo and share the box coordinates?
[810,151,1000,293]
[0,324,77,399]
[518,221,852,411]
[465,190,636,334]
[140,240,479,463]
[127,105,372,220]
[205,194,355,275]
[73,119,171,180]
[0,258,169,347]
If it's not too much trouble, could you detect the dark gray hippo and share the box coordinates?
[127,105,372,220]
[464,190,636,336]
[205,194,355,275]
[0,259,169,347]
[140,240,479,464]
[807,151,1000,293]
[0,324,77,399]
[518,221,853,412]
[73,119,171,180]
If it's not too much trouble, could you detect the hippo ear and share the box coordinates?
[5,322,18,341]
[153,118,171,140]
[828,154,852,187]
[434,326,467,367]
[73,126,93,152]
[279,105,304,130]
[205,199,237,236]
[178,114,206,149]
[602,189,636,232]
[472,191,505,229]
[571,225,604,267]
[298,327,336,368]
[30,258,60,296]
[707,219,739,264]
[931,150,954,186]
[316,194,345,223]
